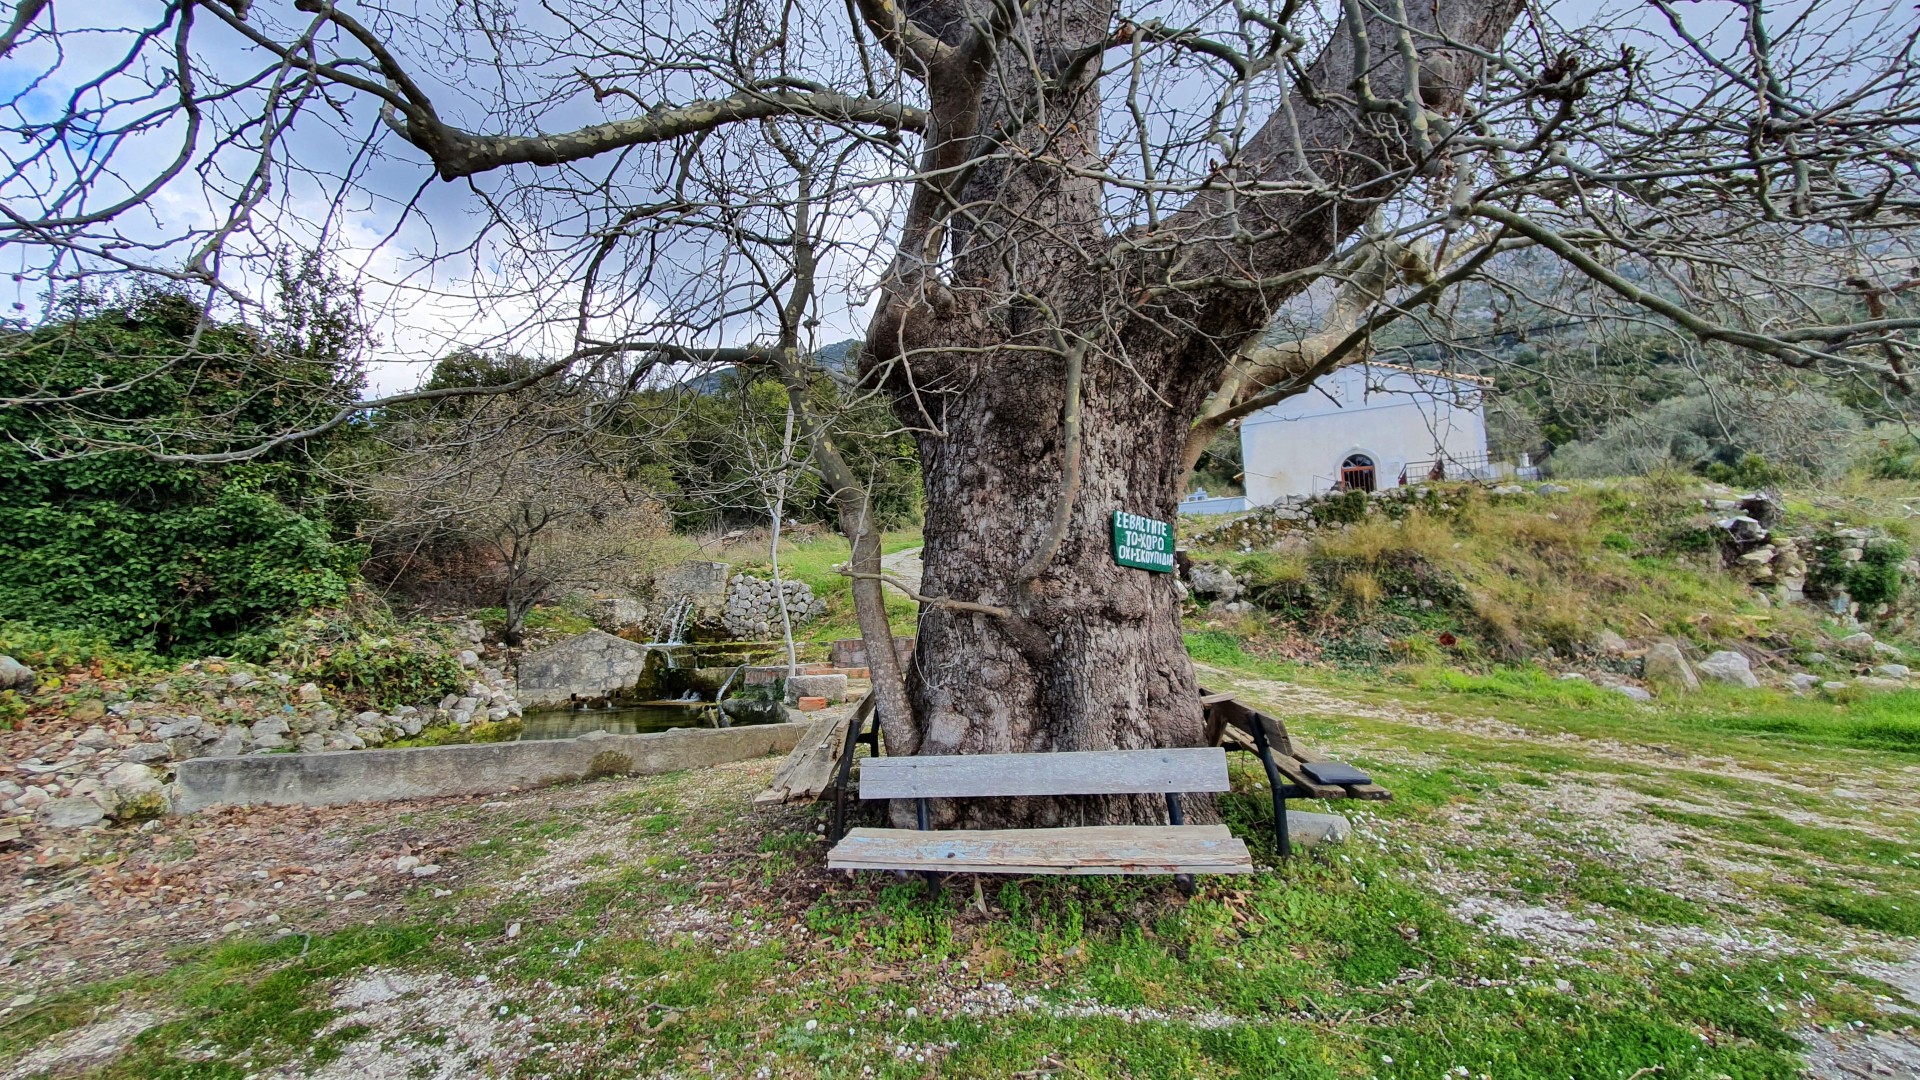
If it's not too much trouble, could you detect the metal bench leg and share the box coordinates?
[1247,718,1293,859]
[1165,793,1196,896]
[827,708,869,845]
[915,797,941,896]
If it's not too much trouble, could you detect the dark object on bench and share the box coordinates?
[1301,760,1372,786]
[1200,689,1392,857]
[826,747,1253,883]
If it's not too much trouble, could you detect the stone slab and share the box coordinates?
[1285,810,1352,848]
[516,630,656,708]
[172,722,808,814]
[786,673,848,704]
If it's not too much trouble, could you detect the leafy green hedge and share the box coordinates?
[301,638,469,713]
[0,284,363,653]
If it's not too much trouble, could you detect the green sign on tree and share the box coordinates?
[1112,510,1175,572]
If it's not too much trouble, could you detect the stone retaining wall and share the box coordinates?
[172,722,808,813]
[723,574,824,638]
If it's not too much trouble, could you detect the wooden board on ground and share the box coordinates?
[827,824,1254,875]
[858,747,1231,800]
[754,693,873,805]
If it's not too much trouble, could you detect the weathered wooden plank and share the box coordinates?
[827,825,1254,875]
[755,694,871,805]
[857,747,1230,800]
[1199,688,1231,747]
[1206,696,1295,757]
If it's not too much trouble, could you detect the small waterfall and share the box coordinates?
[654,595,693,646]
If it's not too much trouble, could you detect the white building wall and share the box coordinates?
[1239,364,1489,504]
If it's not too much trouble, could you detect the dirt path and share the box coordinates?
[880,546,923,596]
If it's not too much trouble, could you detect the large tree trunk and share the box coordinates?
[862,0,1527,827]
[899,339,1216,827]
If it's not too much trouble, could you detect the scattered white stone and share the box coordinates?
[1839,632,1879,657]
[35,796,105,829]
[1697,650,1760,689]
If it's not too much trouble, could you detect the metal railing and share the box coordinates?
[1397,452,1537,486]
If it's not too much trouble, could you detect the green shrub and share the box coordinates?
[0,620,161,677]
[0,282,366,654]
[1551,382,1860,481]
[1810,534,1909,607]
[1702,453,1784,488]
[1861,436,1920,480]
[302,639,468,712]
[1851,539,1909,606]
[1308,489,1371,526]
[0,691,26,730]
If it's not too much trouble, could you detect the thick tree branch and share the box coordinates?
[0,0,50,59]
[400,90,927,180]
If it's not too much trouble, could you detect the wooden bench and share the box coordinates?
[1199,688,1392,856]
[825,747,1253,881]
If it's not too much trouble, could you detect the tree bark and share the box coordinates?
[898,341,1214,827]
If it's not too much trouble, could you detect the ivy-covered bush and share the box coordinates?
[302,638,469,712]
[236,603,471,712]
[1850,539,1910,606]
[0,276,366,654]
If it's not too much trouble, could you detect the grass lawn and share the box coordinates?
[5,651,1917,1077]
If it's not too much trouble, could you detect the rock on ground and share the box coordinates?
[101,762,169,819]
[1838,631,1879,657]
[34,796,105,829]
[1641,643,1700,693]
[1697,651,1760,689]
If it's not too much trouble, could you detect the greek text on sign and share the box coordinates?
[1112,510,1175,572]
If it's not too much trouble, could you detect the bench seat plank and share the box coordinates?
[828,825,1254,875]
[858,747,1230,800]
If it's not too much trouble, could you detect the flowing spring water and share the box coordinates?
[653,595,694,651]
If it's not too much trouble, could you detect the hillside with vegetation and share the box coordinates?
[6,298,1920,1080]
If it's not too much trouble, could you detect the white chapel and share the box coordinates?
[1183,362,1495,513]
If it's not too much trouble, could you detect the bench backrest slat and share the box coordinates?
[858,747,1230,800]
